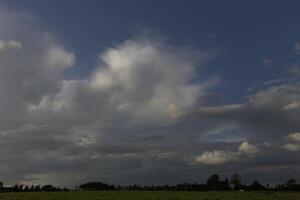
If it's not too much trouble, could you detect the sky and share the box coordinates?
[0,0,300,187]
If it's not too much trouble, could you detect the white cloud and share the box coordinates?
[92,39,205,121]
[32,38,215,126]
[44,47,76,71]
[283,133,300,151]
[263,79,284,86]
[286,132,300,142]
[195,141,259,165]
[283,143,300,151]
[0,39,22,50]
[195,150,238,164]
[238,141,260,154]
[284,102,300,110]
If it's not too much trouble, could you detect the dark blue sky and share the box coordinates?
[4,0,300,100]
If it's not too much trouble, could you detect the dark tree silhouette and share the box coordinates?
[286,179,300,191]
[79,182,115,191]
[205,174,231,191]
[250,180,265,191]
[230,173,241,190]
[41,185,59,192]
[206,174,220,190]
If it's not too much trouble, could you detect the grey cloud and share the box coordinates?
[261,58,274,66]
[190,83,300,141]
[0,39,22,50]
[0,6,222,186]
[1,5,300,187]
[282,143,300,151]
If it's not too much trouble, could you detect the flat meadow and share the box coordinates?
[0,191,299,200]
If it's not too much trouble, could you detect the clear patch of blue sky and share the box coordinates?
[3,0,300,102]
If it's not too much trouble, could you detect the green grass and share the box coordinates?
[0,191,299,200]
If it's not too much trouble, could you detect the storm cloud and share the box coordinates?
[0,4,300,187]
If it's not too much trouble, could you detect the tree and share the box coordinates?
[224,178,231,190]
[79,182,115,191]
[206,174,220,190]
[286,179,297,191]
[286,179,296,187]
[41,185,59,192]
[34,185,41,192]
[250,180,265,191]
[230,173,241,190]
[24,185,30,192]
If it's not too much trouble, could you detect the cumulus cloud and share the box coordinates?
[0,6,221,186]
[282,132,300,152]
[0,6,76,132]
[0,39,22,50]
[1,4,300,187]
[90,39,207,120]
[189,69,300,170]
[195,141,260,165]
[195,150,239,164]
[30,36,217,130]
[238,141,260,154]
[286,132,300,142]
[190,83,300,141]
[283,143,300,151]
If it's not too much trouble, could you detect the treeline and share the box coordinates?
[77,174,300,191]
[1,173,300,192]
[0,184,69,192]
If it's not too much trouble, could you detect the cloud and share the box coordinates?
[195,150,239,164]
[30,36,216,128]
[0,6,76,132]
[190,77,300,170]
[286,132,300,142]
[190,83,300,141]
[0,6,221,186]
[283,144,300,151]
[294,42,300,54]
[0,39,22,50]
[238,141,260,154]
[288,63,300,77]
[282,132,300,152]
[261,58,274,66]
[263,79,284,86]
[195,141,260,165]
[290,67,300,76]
[1,4,300,187]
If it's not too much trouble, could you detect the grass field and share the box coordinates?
[0,191,299,200]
